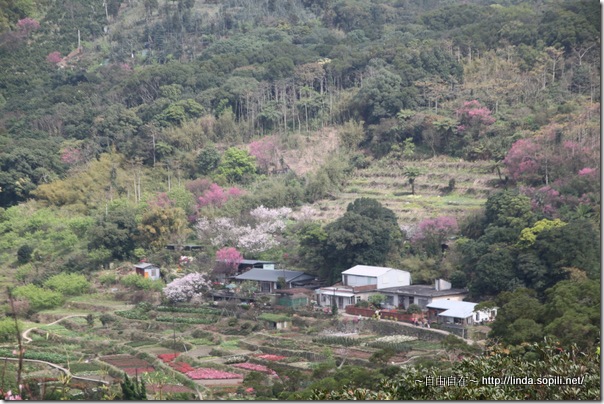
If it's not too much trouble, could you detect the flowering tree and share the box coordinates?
[60,147,83,165]
[148,192,174,209]
[411,216,459,256]
[196,205,294,254]
[503,138,543,185]
[214,247,243,276]
[248,136,278,173]
[163,273,211,303]
[17,17,40,36]
[197,183,244,209]
[46,51,62,64]
[185,178,212,197]
[456,100,495,139]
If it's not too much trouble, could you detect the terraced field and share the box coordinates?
[309,156,502,225]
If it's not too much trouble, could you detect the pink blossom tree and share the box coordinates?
[185,178,212,197]
[214,247,243,276]
[148,192,174,209]
[17,17,40,36]
[456,100,495,139]
[46,51,62,64]
[411,216,459,256]
[60,147,83,165]
[248,136,278,173]
[163,273,211,303]
[197,183,243,209]
[503,138,543,185]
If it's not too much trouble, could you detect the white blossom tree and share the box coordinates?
[163,272,211,303]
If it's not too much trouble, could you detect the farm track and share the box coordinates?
[6,314,114,385]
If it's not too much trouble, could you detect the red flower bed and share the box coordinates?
[185,368,243,380]
[122,366,155,375]
[169,361,195,373]
[158,353,180,363]
[255,354,286,361]
[232,363,278,376]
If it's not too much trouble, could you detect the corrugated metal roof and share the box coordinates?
[134,263,157,269]
[427,300,477,318]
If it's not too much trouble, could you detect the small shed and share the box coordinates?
[276,288,314,308]
[258,313,291,330]
[134,263,161,280]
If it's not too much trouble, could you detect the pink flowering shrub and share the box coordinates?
[185,368,243,380]
[578,167,597,177]
[2,390,22,400]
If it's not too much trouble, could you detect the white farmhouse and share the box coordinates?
[315,265,411,309]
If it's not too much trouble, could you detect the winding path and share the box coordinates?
[22,314,87,343]
[6,314,109,385]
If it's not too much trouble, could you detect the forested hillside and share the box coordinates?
[0,0,600,397]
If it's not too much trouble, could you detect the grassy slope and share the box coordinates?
[280,128,500,224]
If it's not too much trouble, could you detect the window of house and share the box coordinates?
[409,297,414,304]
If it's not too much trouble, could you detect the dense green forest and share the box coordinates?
[0,0,600,399]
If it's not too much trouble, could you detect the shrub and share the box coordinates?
[99,272,118,285]
[120,274,163,291]
[0,318,20,342]
[44,273,90,296]
[17,245,33,264]
[12,285,64,312]
[406,304,422,314]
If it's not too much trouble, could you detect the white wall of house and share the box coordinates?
[473,308,498,323]
[344,274,377,286]
[376,270,411,289]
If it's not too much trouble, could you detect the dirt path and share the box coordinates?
[22,314,87,343]
[0,357,109,385]
[11,314,110,385]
